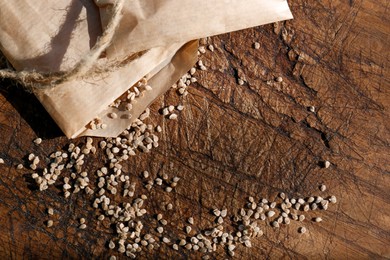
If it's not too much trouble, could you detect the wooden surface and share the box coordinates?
[0,0,389,259]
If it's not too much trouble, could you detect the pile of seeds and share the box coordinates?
[0,40,338,259]
[87,77,152,130]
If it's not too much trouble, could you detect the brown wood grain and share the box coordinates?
[0,0,389,259]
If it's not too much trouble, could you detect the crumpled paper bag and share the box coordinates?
[0,0,292,139]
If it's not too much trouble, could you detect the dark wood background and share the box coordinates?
[0,0,389,259]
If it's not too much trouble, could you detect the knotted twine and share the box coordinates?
[0,0,125,91]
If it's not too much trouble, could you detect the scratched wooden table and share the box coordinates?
[0,0,389,259]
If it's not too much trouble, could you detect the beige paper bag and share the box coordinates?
[0,1,197,138]
[95,0,294,59]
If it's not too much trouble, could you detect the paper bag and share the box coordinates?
[95,0,294,59]
[0,1,198,138]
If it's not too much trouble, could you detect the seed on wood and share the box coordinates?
[155,178,163,185]
[266,211,275,218]
[254,42,260,49]
[324,160,331,168]
[160,219,168,226]
[217,217,223,224]
[79,224,87,229]
[271,221,279,228]
[221,209,227,218]
[157,214,163,221]
[176,105,184,111]
[276,76,283,82]
[190,67,196,75]
[198,46,206,53]
[166,203,173,210]
[320,184,327,192]
[213,209,221,217]
[185,226,192,234]
[270,202,276,209]
[244,240,252,248]
[162,237,170,244]
[165,187,173,193]
[34,138,42,145]
[314,217,322,223]
[315,196,323,203]
[298,215,305,222]
[0,158,4,164]
[179,239,187,246]
[169,114,178,120]
[47,208,54,215]
[329,195,337,204]
[28,153,35,161]
[118,245,125,253]
[46,220,53,227]
[80,218,86,224]
[109,240,115,249]
[309,106,315,112]
[321,200,329,210]
[238,79,244,85]
[161,108,169,116]
[16,164,23,170]
[157,227,164,233]
[156,126,162,132]
[307,197,315,203]
[299,227,307,234]
[303,204,310,211]
[251,202,257,210]
[142,171,149,178]
[188,217,194,224]
[178,88,186,95]
[172,244,179,250]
